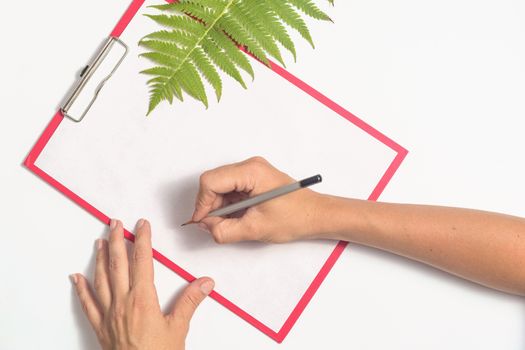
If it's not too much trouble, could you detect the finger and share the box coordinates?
[193,161,256,222]
[71,274,103,331]
[170,277,214,326]
[130,219,154,291]
[94,239,111,310]
[108,219,130,299]
[201,216,255,244]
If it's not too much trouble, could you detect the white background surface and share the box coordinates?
[1,0,524,349]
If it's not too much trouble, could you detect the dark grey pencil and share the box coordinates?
[181,174,322,226]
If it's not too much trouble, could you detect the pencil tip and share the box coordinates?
[181,220,194,227]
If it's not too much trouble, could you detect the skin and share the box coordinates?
[72,219,214,350]
[194,156,525,296]
[73,156,524,348]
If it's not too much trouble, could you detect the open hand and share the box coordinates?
[71,219,214,350]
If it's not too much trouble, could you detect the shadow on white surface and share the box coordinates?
[160,284,188,316]
[71,286,100,350]
[159,173,213,248]
[159,174,276,253]
[70,237,101,350]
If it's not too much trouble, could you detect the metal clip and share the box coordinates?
[61,36,128,123]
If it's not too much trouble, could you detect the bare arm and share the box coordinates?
[315,196,525,295]
[192,157,525,296]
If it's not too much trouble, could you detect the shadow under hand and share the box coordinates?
[70,227,106,350]
[71,287,100,350]
[159,174,270,253]
[161,283,188,316]
[159,174,218,251]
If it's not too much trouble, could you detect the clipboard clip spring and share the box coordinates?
[61,36,128,123]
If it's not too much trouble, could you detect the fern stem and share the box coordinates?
[168,0,236,91]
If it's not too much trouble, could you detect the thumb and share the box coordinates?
[171,277,214,325]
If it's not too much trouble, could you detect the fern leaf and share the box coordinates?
[191,47,222,101]
[139,40,186,59]
[141,66,175,77]
[172,1,218,23]
[140,0,334,114]
[142,30,197,48]
[287,0,332,22]
[201,34,247,88]
[140,51,183,68]
[208,28,254,79]
[266,0,315,48]
[166,76,184,101]
[178,61,209,107]
[144,14,206,35]
[217,12,269,65]
[227,2,285,66]
[247,0,297,61]
[147,87,165,114]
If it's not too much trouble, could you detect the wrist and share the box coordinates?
[303,193,343,240]
[306,194,366,242]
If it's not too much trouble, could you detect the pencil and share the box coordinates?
[181,174,322,226]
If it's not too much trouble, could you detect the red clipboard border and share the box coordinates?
[24,0,408,343]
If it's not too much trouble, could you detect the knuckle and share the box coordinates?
[241,220,260,242]
[244,219,258,237]
[211,226,226,244]
[109,256,120,271]
[130,293,148,311]
[109,230,121,243]
[95,327,109,345]
[248,157,270,174]
[212,234,224,244]
[183,292,201,310]
[80,299,90,314]
[199,171,211,187]
[111,303,126,322]
[133,248,151,264]
[76,284,87,301]
[109,259,118,271]
[248,156,267,164]
[93,277,104,293]
[95,247,105,263]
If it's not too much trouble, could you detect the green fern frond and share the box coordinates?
[266,0,314,48]
[288,0,333,22]
[140,0,334,115]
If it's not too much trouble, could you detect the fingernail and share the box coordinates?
[96,239,104,250]
[69,274,78,285]
[137,218,145,229]
[200,280,214,295]
[197,222,209,233]
[110,219,117,230]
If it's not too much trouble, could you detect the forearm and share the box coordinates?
[313,194,525,296]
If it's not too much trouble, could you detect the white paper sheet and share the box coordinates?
[35,5,397,331]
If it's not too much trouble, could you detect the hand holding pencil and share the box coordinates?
[188,156,525,296]
[189,156,327,244]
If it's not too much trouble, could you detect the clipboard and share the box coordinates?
[24,0,408,342]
